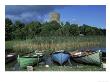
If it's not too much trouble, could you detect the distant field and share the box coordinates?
[5,36,106,55]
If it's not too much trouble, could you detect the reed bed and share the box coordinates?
[5,36,106,55]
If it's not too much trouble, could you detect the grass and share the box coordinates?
[5,36,106,71]
[33,66,104,71]
[5,36,106,55]
[6,61,105,71]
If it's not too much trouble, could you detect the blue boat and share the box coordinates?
[51,50,70,65]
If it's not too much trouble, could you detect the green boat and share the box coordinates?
[72,50,102,65]
[17,51,44,68]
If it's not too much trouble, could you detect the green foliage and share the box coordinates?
[5,36,106,54]
[5,18,106,40]
[23,21,41,39]
[40,21,61,36]
[5,18,14,40]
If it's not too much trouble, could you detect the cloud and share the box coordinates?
[5,5,64,23]
[6,12,46,23]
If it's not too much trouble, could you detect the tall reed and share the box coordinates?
[5,36,106,55]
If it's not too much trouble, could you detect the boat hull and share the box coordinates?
[52,52,70,65]
[5,53,17,63]
[72,51,102,65]
[18,57,38,68]
[18,53,43,68]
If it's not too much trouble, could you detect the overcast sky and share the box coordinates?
[5,5,106,28]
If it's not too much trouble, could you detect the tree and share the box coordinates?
[70,24,79,35]
[5,18,14,40]
[60,22,71,36]
[5,18,106,40]
[23,21,42,38]
[14,20,25,29]
[40,21,61,36]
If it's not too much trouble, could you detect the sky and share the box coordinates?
[5,5,106,29]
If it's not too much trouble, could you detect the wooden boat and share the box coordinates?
[51,50,70,65]
[70,50,102,65]
[5,53,17,63]
[102,51,106,63]
[17,51,44,68]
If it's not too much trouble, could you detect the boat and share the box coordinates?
[70,50,102,65]
[102,51,106,63]
[17,51,44,68]
[51,50,70,65]
[5,53,17,63]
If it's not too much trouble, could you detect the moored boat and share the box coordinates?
[51,50,70,65]
[5,53,17,63]
[17,51,44,68]
[70,50,102,65]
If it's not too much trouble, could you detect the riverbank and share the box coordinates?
[5,36,106,71]
[5,60,105,71]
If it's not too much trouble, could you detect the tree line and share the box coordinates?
[5,18,106,41]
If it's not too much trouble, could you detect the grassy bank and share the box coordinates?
[5,36,106,55]
[5,60,105,71]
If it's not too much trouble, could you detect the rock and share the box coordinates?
[45,65,49,67]
[102,63,106,69]
[27,66,33,71]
